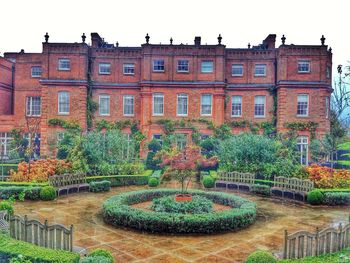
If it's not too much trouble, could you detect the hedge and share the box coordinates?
[0,186,42,200]
[103,189,256,234]
[323,192,350,206]
[89,180,111,192]
[150,170,162,179]
[87,174,150,187]
[0,182,48,187]
[250,184,271,196]
[0,233,80,263]
[209,170,218,178]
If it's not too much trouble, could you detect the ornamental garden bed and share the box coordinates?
[102,189,256,234]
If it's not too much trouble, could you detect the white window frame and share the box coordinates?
[99,63,111,75]
[254,64,267,76]
[232,64,243,76]
[31,66,42,78]
[200,94,212,116]
[297,136,309,165]
[298,60,311,73]
[123,95,134,116]
[152,93,164,116]
[0,132,12,158]
[326,96,330,119]
[231,96,242,117]
[254,96,266,118]
[123,63,135,75]
[177,93,188,116]
[177,60,189,72]
[26,96,41,117]
[326,66,331,79]
[58,59,71,71]
[201,61,214,73]
[99,94,110,116]
[58,91,70,115]
[153,60,165,72]
[297,94,309,117]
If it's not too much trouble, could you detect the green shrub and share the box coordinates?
[209,170,218,178]
[151,170,162,179]
[148,139,162,152]
[103,189,256,234]
[203,176,215,188]
[9,255,32,263]
[307,190,324,205]
[81,256,111,263]
[89,249,114,263]
[148,177,159,187]
[0,200,14,215]
[250,184,271,196]
[0,186,41,200]
[89,181,111,192]
[151,195,213,214]
[86,174,151,187]
[0,233,80,262]
[245,250,277,263]
[39,186,56,201]
[118,162,145,175]
[323,192,350,206]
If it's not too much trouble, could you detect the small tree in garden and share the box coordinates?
[158,145,218,193]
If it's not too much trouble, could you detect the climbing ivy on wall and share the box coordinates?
[284,121,319,139]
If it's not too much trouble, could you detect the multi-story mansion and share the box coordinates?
[0,33,332,164]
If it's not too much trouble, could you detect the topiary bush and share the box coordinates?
[323,192,350,206]
[103,189,256,234]
[245,250,277,263]
[307,189,324,205]
[250,184,271,196]
[151,195,213,214]
[89,181,111,193]
[88,249,114,263]
[203,176,215,188]
[148,177,159,187]
[39,186,56,201]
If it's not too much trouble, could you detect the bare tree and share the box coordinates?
[332,64,350,121]
[25,116,41,174]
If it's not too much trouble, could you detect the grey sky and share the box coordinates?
[1,0,349,77]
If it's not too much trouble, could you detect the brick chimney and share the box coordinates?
[194,36,201,46]
[91,33,102,48]
[262,34,276,49]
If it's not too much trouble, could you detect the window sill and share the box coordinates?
[153,70,165,73]
[58,113,70,116]
[231,115,242,118]
[232,75,243,77]
[296,115,309,118]
[31,76,41,78]
[177,115,188,117]
[100,114,110,117]
[177,71,189,74]
[58,69,71,71]
[152,114,164,117]
[297,71,311,74]
[254,116,266,118]
[200,114,212,117]
[201,72,214,74]
[254,75,266,77]
[26,115,41,117]
[123,73,135,76]
[123,114,135,117]
[99,73,111,75]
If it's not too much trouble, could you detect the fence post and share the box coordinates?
[24,215,28,242]
[283,230,288,259]
[338,223,343,251]
[315,227,319,256]
[44,219,48,248]
[70,224,73,252]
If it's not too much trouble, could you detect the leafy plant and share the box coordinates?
[39,186,56,201]
[245,250,277,263]
[148,177,159,187]
[323,192,350,206]
[0,199,14,215]
[89,181,111,192]
[88,249,114,263]
[307,190,324,205]
[250,184,271,196]
[203,176,215,188]
[307,164,350,188]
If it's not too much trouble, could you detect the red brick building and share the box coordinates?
[0,33,332,165]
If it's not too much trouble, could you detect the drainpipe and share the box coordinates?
[11,64,15,114]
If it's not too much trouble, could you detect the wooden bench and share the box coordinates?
[271,176,314,201]
[48,173,89,196]
[215,171,255,191]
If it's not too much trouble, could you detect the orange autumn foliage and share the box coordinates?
[307,164,350,189]
[9,159,72,183]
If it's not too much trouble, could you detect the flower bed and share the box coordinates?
[307,164,350,189]
[102,189,256,234]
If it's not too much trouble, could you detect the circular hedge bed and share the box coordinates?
[102,189,256,234]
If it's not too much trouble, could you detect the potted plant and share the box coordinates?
[158,145,218,202]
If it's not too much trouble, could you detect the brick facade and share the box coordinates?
[0,33,332,160]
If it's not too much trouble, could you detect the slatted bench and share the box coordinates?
[271,176,314,202]
[48,173,89,196]
[215,171,255,191]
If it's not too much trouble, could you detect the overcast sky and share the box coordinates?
[1,0,349,77]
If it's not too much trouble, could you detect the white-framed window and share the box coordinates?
[232,96,242,117]
[177,93,188,116]
[31,66,42,78]
[297,94,309,116]
[153,60,165,72]
[177,60,189,72]
[201,61,214,73]
[26,96,41,116]
[123,63,135,75]
[201,94,212,116]
[99,63,111,75]
[298,61,310,73]
[297,136,309,165]
[58,91,70,115]
[152,93,164,116]
[326,96,330,119]
[176,134,188,150]
[58,59,70,71]
[254,64,266,76]
[254,96,266,117]
[232,64,243,76]
[99,95,110,116]
[24,133,41,159]
[123,95,134,116]
[326,66,331,79]
[0,132,12,158]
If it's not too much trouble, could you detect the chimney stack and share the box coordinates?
[194,36,201,46]
[91,33,102,48]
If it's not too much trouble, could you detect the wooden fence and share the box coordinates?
[283,223,350,259]
[9,215,74,252]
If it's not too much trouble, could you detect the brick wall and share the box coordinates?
[0,57,13,115]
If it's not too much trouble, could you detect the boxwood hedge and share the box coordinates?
[102,189,256,234]
[0,233,80,263]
